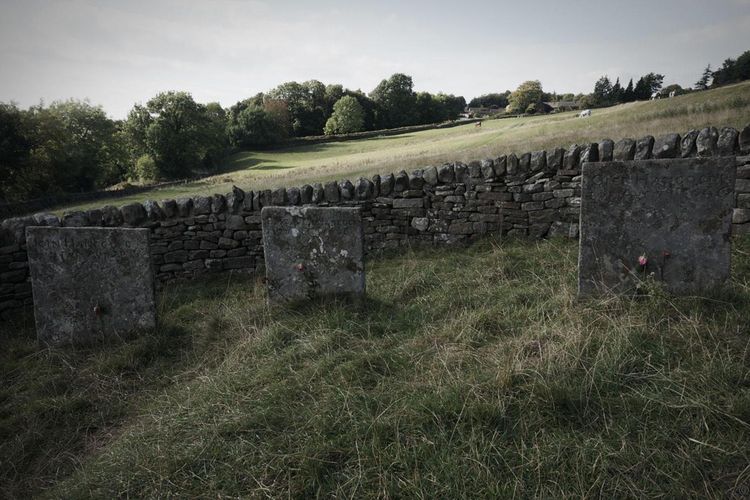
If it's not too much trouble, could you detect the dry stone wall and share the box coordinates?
[2,124,750,319]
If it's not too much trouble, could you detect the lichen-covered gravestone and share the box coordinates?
[261,207,365,302]
[26,227,156,346]
[578,157,736,297]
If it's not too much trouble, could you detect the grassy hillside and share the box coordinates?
[2,235,750,498]
[56,81,750,214]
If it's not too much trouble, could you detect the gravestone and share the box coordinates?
[261,206,365,302]
[26,227,156,346]
[578,157,736,297]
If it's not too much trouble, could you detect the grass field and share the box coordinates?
[55,81,750,214]
[2,235,750,498]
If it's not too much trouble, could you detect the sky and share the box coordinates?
[1,0,749,119]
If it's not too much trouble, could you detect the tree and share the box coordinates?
[266,80,327,136]
[226,99,289,148]
[592,76,613,107]
[468,92,510,109]
[324,96,365,135]
[369,73,417,128]
[622,79,635,102]
[125,91,216,179]
[434,93,466,120]
[695,64,713,90]
[201,102,229,169]
[712,58,737,87]
[0,103,32,201]
[633,73,664,100]
[507,80,543,114]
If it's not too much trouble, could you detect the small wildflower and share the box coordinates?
[662,250,671,258]
[638,255,648,267]
[295,263,305,271]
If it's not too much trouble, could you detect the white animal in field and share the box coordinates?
[578,109,591,118]
[669,90,676,98]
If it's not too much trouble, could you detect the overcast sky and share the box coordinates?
[1,0,749,119]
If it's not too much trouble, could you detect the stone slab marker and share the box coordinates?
[26,227,156,346]
[261,207,365,302]
[578,157,736,297]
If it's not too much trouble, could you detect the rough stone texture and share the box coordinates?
[696,127,719,157]
[740,124,750,154]
[598,140,614,162]
[121,203,146,226]
[613,139,636,161]
[26,227,156,346]
[652,133,681,159]
[261,207,365,302]
[634,136,654,160]
[578,158,736,297]
[681,129,699,158]
[717,127,739,156]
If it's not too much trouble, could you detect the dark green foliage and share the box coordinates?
[324,96,365,135]
[226,101,289,148]
[711,51,750,87]
[695,64,713,90]
[125,91,226,179]
[370,73,419,128]
[0,100,129,201]
[468,92,510,109]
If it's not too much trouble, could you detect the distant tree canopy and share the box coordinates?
[468,92,510,109]
[507,81,544,114]
[0,100,128,202]
[125,91,226,180]
[370,73,418,129]
[324,96,365,135]
[226,100,289,149]
[581,72,665,109]
[710,50,750,87]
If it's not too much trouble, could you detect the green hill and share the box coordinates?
[54,81,750,215]
[2,235,750,498]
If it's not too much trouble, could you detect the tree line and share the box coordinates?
[466,48,750,117]
[0,73,465,202]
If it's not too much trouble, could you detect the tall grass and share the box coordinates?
[2,235,750,498]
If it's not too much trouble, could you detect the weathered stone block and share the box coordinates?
[286,187,301,206]
[696,127,719,157]
[339,180,355,200]
[324,181,340,202]
[598,140,614,162]
[355,178,373,200]
[300,185,314,204]
[261,207,365,302]
[63,211,90,227]
[681,129,699,158]
[717,127,739,156]
[634,136,654,160]
[26,227,156,346]
[394,171,409,192]
[652,133,680,159]
[740,124,750,154]
[392,198,424,209]
[613,139,636,161]
[193,196,212,215]
[578,158,736,297]
[437,164,454,183]
[423,166,439,185]
[530,151,547,172]
[120,203,147,226]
